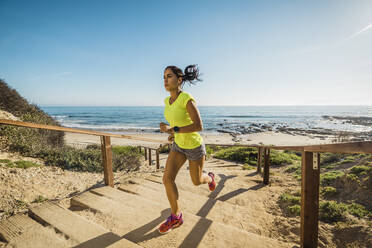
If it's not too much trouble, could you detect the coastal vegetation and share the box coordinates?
[205,144,372,225]
[207,145,301,167]
[280,152,372,224]
[0,79,143,172]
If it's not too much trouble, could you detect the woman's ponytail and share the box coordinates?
[182,64,202,85]
[164,64,203,87]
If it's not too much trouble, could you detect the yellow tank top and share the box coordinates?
[164,91,203,149]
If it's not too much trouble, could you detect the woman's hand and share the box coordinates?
[159,122,174,134]
[168,133,174,142]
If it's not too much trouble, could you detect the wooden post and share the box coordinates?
[138,146,141,153]
[149,148,152,165]
[263,148,270,185]
[301,152,320,248]
[156,149,160,170]
[100,136,114,187]
[257,147,262,173]
[144,148,147,160]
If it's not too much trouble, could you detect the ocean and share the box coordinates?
[40,106,372,134]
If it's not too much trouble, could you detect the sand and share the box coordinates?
[64,130,333,149]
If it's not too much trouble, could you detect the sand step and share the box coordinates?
[71,186,293,248]
[118,179,268,236]
[144,171,267,208]
[29,201,140,248]
[0,213,70,247]
[121,177,264,214]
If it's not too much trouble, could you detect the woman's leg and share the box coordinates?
[189,155,212,186]
[162,149,187,215]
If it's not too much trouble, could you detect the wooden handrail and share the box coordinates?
[0,119,167,144]
[303,141,372,154]
[205,141,372,154]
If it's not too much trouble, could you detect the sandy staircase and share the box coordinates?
[0,157,298,248]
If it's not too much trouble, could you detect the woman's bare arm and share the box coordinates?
[175,99,203,133]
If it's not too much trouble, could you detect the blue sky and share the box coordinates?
[1,0,371,106]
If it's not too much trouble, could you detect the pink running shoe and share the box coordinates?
[158,213,183,234]
[208,172,216,191]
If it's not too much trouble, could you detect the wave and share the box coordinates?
[61,123,158,131]
[222,115,306,118]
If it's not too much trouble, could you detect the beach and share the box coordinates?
[64,130,334,149]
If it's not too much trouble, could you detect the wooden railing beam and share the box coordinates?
[0,119,167,144]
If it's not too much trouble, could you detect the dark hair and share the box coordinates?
[165,64,202,87]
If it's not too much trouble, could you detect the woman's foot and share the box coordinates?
[158,212,183,234]
[208,172,216,191]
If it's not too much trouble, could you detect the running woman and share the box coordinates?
[158,64,216,234]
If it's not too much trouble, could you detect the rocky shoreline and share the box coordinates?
[214,119,372,143]
[322,115,372,127]
[52,114,372,144]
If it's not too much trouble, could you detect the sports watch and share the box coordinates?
[173,126,180,133]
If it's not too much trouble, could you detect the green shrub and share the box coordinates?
[319,201,347,223]
[14,160,41,169]
[346,173,359,182]
[284,162,302,180]
[321,186,338,197]
[269,150,298,166]
[283,150,302,157]
[350,165,372,176]
[346,203,371,218]
[0,159,40,168]
[112,145,142,172]
[284,164,299,173]
[36,145,142,173]
[279,193,301,205]
[339,157,355,164]
[32,195,48,203]
[213,146,299,166]
[158,145,170,153]
[0,79,65,156]
[0,159,14,167]
[320,171,344,186]
[321,153,344,165]
[45,146,102,172]
[112,145,139,155]
[319,201,371,223]
[86,144,100,150]
[205,145,215,155]
[278,192,301,216]
[214,146,257,164]
[243,164,255,170]
[288,205,301,215]
[324,164,336,170]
